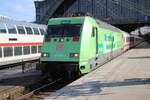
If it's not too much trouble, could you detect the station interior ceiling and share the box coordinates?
[34,0,150,33]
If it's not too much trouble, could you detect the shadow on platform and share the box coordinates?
[51,78,150,97]
[135,44,150,49]
[128,56,150,59]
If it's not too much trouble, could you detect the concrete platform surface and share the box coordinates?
[45,43,150,100]
[0,65,41,80]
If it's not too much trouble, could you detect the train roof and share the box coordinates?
[95,19,121,32]
[119,30,130,36]
[0,16,46,28]
[130,34,141,38]
[49,16,122,33]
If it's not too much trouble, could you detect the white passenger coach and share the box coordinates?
[0,16,47,66]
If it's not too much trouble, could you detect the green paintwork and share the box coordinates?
[40,16,124,74]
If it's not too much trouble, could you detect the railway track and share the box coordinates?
[17,78,67,100]
[0,78,39,100]
[0,60,39,71]
[0,69,42,100]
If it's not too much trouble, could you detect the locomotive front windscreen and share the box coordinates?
[47,24,81,37]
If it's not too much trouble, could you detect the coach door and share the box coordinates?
[92,27,98,54]
[95,27,98,54]
[91,27,99,56]
[90,27,99,70]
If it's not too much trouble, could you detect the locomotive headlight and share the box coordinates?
[42,53,49,57]
[70,53,79,58]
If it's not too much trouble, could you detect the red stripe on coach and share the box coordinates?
[124,43,130,47]
[0,42,42,46]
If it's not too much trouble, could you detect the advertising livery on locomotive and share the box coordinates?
[40,16,142,79]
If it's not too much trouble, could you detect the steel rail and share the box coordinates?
[17,78,62,100]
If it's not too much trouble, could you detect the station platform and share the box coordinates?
[45,43,150,100]
[0,65,40,80]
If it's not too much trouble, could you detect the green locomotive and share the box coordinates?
[40,16,124,79]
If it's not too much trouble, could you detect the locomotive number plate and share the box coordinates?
[57,45,64,50]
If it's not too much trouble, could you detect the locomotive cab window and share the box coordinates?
[7,25,17,34]
[47,24,82,37]
[25,27,33,35]
[17,26,25,34]
[0,24,7,34]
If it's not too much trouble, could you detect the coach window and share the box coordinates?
[31,45,37,54]
[7,25,17,34]
[17,26,25,34]
[0,24,6,34]
[0,47,2,57]
[14,46,22,56]
[126,37,130,42]
[25,27,33,35]
[130,37,134,42]
[23,46,30,55]
[40,28,46,35]
[4,47,13,57]
[33,28,40,35]
[38,45,41,53]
